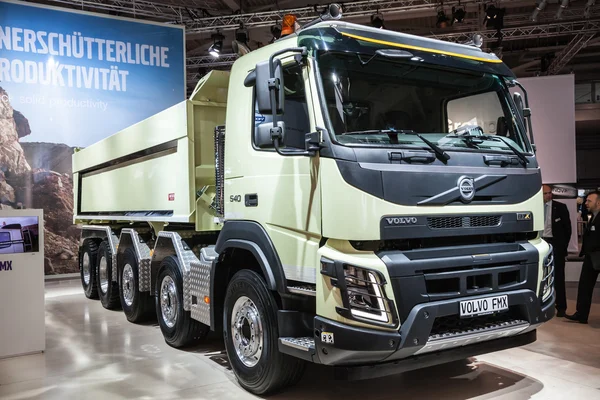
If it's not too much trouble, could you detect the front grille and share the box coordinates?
[424,264,526,300]
[427,215,502,230]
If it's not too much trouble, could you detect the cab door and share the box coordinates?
[224,54,323,286]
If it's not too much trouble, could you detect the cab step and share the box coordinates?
[280,337,315,351]
[278,337,316,362]
[287,284,316,296]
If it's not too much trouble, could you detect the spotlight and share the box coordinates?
[323,3,343,20]
[270,23,282,41]
[371,13,385,29]
[436,10,450,28]
[584,0,596,18]
[556,0,569,19]
[235,24,248,45]
[463,33,484,47]
[452,6,466,25]
[483,4,505,30]
[532,0,547,22]
[208,32,224,58]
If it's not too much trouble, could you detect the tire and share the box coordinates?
[96,240,121,310]
[80,240,99,299]
[155,256,209,348]
[118,247,155,323]
[223,269,306,396]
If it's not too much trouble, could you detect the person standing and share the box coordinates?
[566,191,600,324]
[542,184,572,317]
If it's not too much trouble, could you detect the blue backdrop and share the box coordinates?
[0,0,185,147]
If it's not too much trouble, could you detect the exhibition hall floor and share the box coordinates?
[1,280,599,400]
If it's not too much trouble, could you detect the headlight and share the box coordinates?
[321,258,397,327]
[541,245,554,302]
[344,265,390,323]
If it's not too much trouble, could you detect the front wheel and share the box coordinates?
[223,269,305,395]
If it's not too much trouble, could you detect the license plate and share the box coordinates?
[459,295,508,317]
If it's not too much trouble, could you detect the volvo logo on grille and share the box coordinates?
[386,217,418,225]
[458,176,475,202]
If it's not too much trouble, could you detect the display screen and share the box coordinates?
[0,216,40,254]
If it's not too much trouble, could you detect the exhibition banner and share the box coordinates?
[0,0,185,274]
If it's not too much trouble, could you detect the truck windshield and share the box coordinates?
[315,50,531,154]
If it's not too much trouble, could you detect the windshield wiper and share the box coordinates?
[445,133,529,167]
[342,129,450,163]
[399,130,450,163]
[490,135,529,167]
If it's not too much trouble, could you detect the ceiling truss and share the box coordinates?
[186,17,600,82]
[545,31,598,75]
[33,0,600,89]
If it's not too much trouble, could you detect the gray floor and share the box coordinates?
[1,280,599,400]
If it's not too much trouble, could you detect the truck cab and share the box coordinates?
[73,12,554,397]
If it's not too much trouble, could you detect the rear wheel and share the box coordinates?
[119,248,154,322]
[223,269,305,395]
[155,256,209,348]
[80,240,99,299]
[96,240,121,309]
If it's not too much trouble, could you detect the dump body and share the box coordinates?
[73,70,229,231]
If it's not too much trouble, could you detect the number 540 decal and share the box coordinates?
[230,195,241,202]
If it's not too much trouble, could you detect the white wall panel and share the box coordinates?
[516,75,578,253]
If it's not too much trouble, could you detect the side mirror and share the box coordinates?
[255,121,286,148]
[513,92,532,128]
[256,59,284,114]
[513,92,525,119]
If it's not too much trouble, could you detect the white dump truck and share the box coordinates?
[73,7,555,395]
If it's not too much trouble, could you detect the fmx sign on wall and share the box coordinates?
[0,0,185,275]
[0,0,185,147]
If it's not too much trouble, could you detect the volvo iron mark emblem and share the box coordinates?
[458,176,475,202]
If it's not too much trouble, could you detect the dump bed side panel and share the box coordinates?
[73,101,196,223]
[79,138,193,219]
[72,101,191,174]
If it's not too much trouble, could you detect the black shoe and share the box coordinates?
[556,310,566,317]
[565,313,588,324]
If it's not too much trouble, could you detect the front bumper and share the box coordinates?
[307,288,554,377]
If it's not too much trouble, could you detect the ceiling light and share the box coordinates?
[208,32,224,58]
[484,4,505,30]
[436,10,450,28]
[270,23,282,41]
[235,24,248,45]
[532,0,547,22]
[555,0,569,19]
[452,6,466,24]
[371,13,385,29]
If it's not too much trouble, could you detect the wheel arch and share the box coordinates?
[118,228,153,293]
[150,231,199,312]
[210,221,287,332]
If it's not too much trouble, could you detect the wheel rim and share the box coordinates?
[82,252,91,285]
[99,256,109,294]
[231,296,264,368]
[160,275,178,329]
[122,264,135,307]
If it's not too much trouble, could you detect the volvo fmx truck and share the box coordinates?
[73,7,555,395]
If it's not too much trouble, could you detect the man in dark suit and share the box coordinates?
[542,184,572,317]
[566,190,600,324]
